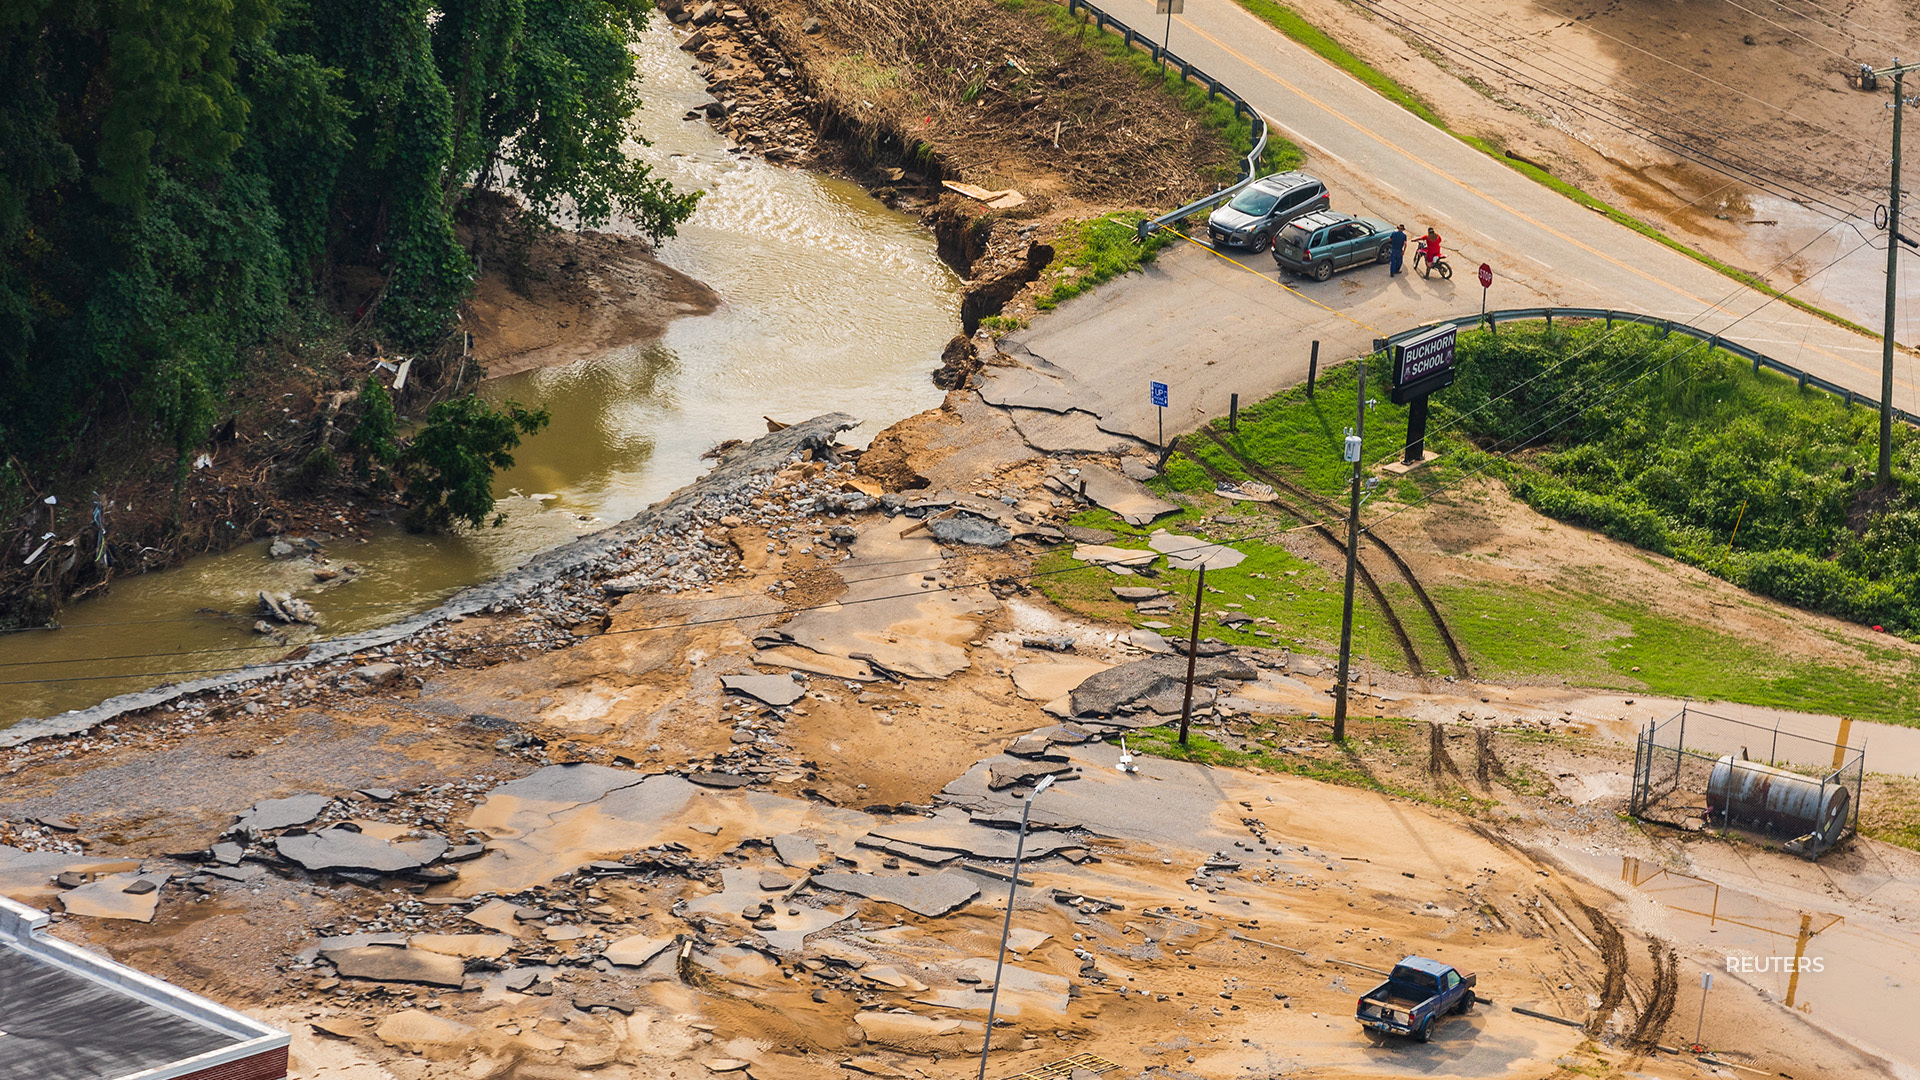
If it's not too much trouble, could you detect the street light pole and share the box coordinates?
[977,773,1055,1080]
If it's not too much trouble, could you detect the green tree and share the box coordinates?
[348,374,400,481]
[397,395,550,532]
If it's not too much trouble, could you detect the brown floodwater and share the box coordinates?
[0,22,960,729]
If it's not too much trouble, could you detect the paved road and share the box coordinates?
[993,0,1919,447]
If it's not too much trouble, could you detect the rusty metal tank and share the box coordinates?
[1706,755,1850,843]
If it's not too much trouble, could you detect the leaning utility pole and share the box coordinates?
[1869,59,1920,486]
[1331,360,1366,741]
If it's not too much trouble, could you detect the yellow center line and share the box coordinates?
[1173,6,1888,383]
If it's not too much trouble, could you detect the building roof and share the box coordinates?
[0,895,288,1080]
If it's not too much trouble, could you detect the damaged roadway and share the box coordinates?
[0,407,1907,1080]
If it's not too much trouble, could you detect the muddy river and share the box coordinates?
[0,22,960,729]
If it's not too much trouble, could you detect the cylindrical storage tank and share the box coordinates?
[1706,755,1850,843]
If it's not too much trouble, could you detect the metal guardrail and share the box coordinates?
[1379,308,1920,429]
[1055,0,1269,242]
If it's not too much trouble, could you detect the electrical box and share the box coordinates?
[1343,434,1362,462]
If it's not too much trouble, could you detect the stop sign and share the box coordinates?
[1477,263,1493,288]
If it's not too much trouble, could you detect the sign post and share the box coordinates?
[1391,325,1457,465]
[1692,971,1713,1051]
[1155,0,1184,74]
[1150,380,1169,455]
[1477,262,1493,319]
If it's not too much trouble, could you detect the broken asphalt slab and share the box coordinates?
[323,944,468,988]
[1075,463,1177,526]
[811,871,980,917]
[943,740,1238,849]
[1068,654,1256,717]
[1147,529,1245,571]
[777,524,993,680]
[277,828,450,874]
[232,792,333,833]
[866,808,1078,860]
[719,673,806,707]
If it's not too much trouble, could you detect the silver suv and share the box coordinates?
[1206,172,1330,253]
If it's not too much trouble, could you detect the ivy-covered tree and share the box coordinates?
[397,395,550,532]
[0,0,696,486]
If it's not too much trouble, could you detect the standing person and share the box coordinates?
[1388,224,1408,276]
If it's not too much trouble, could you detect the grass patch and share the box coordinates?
[1224,0,1878,337]
[1035,213,1180,310]
[1433,584,1920,725]
[1859,775,1920,853]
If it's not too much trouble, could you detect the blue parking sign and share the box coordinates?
[1149,381,1169,408]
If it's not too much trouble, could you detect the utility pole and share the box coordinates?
[1178,564,1207,746]
[1869,59,1920,486]
[1332,360,1365,741]
[978,774,1054,1080]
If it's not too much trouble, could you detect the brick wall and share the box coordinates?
[176,1046,290,1080]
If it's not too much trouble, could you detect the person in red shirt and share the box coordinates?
[1420,227,1442,263]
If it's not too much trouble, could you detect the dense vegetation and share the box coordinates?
[0,0,695,506]
[1438,321,1920,636]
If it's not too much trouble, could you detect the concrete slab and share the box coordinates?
[324,945,467,988]
[463,898,525,936]
[1069,654,1256,716]
[772,833,820,868]
[1070,545,1156,575]
[866,808,1078,860]
[1008,660,1110,702]
[1001,406,1138,455]
[276,828,449,874]
[56,872,170,922]
[684,868,850,951]
[913,957,1069,1016]
[941,741,1237,849]
[812,871,981,917]
[603,933,675,968]
[1077,464,1178,526]
[1148,529,1246,571]
[0,847,140,909]
[751,646,879,682]
[778,524,993,680]
[457,766,695,894]
[233,793,333,833]
[409,933,512,958]
[719,673,806,707]
[977,366,1083,413]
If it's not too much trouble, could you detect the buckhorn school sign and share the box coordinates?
[1391,324,1457,405]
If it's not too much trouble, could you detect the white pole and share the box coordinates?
[977,774,1055,1080]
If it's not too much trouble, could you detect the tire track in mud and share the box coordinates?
[1180,442,1425,674]
[1630,943,1681,1048]
[1573,897,1632,1037]
[1196,429,1471,678]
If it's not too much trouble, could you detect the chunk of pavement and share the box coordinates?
[58,872,170,921]
[574,996,636,1015]
[409,933,512,958]
[867,808,1079,859]
[1069,654,1256,717]
[349,663,403,687]
[1120,457,1158,481]
[1004,733,1057,759]
[860,965,929,991]
[812,871,980,917]
[988,759,1073,791]
[1148,528,1246,571]
[705,1060,751,1073]
[927,515,1012,547]
[854,836,958,867]
[374,1009,477,1059]
[1128,629,1173,654]
[1142,686,1215,715]
[1076,463,1178,525]
[1008,659,1110,703]
[324,945,467,987]
[719,673,806,707]
[210,842,244,865]
[758,870,792,890]
[603,933,676,968]
[772,833,819,868]
[1020,635,1075,652]
[233,792,332,833]
[277,827,449,874]
[464,898,525,936]
[1070,544,1155,575]
[688,772,754,789]
[1112,586,1169,601]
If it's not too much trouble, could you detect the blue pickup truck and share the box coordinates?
[1355,956,1476,1042]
